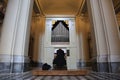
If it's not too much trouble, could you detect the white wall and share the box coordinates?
[43,17,79,69]
[31,16,90,69]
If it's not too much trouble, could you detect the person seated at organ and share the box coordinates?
[53,49,67,70]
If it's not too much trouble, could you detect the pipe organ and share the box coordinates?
[51,21,69,43]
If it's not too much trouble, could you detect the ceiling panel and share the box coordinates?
[38,0,82,15]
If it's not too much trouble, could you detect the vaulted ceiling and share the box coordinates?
[112,0,120,26]
[34,0,120,16]
[35,0,83,16]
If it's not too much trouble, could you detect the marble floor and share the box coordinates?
[0,71,120,80]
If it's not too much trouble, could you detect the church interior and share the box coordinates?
[0,0,120,80]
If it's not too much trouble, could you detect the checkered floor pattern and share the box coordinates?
[0,71,120,80]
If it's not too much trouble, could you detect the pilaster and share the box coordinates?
[0,0,33,73]
[87,0,120,72]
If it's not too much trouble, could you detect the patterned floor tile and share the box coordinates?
[0,71,120,80]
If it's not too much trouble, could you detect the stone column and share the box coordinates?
[87,0,120,72]
[0,0,33,73]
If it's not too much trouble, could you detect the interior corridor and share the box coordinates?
[0,0,120,80]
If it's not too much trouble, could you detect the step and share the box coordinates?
[32,69,89,76]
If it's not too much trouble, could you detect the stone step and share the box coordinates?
[32,69,89,76]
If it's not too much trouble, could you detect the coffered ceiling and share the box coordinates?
[116,12,120,25]
[36,0,83,16]
[112,0,120,14]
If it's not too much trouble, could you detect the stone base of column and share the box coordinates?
[77,61,92,69]
[109,62,120,73]
[11,62,31,73]
[91,62,97,71]
[0,54,11,73]
[90,57,98,71]
[0,62,31,73]
[95,55,109,72]
[0,54,31,73]
[109,55,120,73]
[97,62,109,72]
[30,61,43,68]
[0,62,11,73]
[92,55,120,73]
